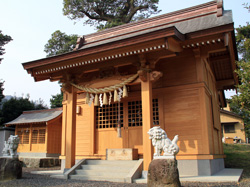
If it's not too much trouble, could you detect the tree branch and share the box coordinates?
[125,4,149,23]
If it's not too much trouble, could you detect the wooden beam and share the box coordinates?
[209,54,230,62]
[141,72,154,171]
[216,79,235,90]
[193,48,208,83]
[165,37,183,53]
[65,86,77,169]
[130,71,163,85]
[226,32,239,86]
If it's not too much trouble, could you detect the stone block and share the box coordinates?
[106,148,138,160]
[19,157,61,168]
[148,158,181,187]
[0,158,22,181]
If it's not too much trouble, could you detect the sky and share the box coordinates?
[0,0,249,107]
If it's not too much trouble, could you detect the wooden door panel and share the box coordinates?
[127,127,143,154]
[96,129,124,155]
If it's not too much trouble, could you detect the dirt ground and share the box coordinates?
[0,167,249,187]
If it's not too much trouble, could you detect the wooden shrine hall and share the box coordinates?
[5,108,62,158]
[22,0,238,176]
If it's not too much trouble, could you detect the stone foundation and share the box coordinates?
[177,158,225,176]
[19,157,61,168]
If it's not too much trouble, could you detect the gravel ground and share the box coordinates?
[0,167,249,187]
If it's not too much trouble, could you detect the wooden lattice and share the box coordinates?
[128,100,142,127]
[96,103,124,129]
[128,99,159,127]
[39,129,46,143]
[32,130,38,144]
[32,128,46,144]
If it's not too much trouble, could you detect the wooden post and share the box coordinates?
[65,86,77,169]
[141,72,154,171]
[90,104,95,155]
[29,124,32,151]
[45,124,48,153]
[61,93,67,157]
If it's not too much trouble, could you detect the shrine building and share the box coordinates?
[22,0,238,176]
[5,108,62,157]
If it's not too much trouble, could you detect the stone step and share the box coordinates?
[75,169,129,177]
[133,178,147,183]
[85,160,137,166]
[68,159,143,183]
[81,164,132,171]
[69,174,127,183]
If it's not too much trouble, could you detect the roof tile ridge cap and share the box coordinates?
[82,10,217,46]
[84,0,217,39]
[80,11,217,49]
[23,108,62,114]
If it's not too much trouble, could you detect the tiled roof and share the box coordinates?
[5,108,62,126]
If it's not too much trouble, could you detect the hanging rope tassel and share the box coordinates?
[103,92,108,105]
[122,85,128,98]
[109,92,112,105]
[89,94,94,106]
[114,90,118,102]
[94,94,99,106]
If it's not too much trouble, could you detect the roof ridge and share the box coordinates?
[23,107,62,114]
[83,1,217,39]
[75,0,218,50]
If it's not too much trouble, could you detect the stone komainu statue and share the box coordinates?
[148,126,179,158]
[2,135,20,158]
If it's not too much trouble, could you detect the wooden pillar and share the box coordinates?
[90,104,95,155]
[141,72,154,171]
[29,124,32,151]
[65,86,77,169]
[61,95,67,157]
[45,123,48,153]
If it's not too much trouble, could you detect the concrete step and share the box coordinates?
[133,178,147,183]
[80,164,132,171]
[69,174,127,183]
[85,160,137,166]
[75,169,129,177]
[69,159,142,183]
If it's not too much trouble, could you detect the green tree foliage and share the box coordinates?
[0,30,12,63]
[50,92,63,108]
[0,96,47,126]
[236,24,250,61]
[229,9,250,138]
[0,80,4,103]
[63,0,160,30]
[229,60,250,138]
[44,30,78,57]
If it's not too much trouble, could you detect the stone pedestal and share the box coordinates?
[0,157,22,181]
[148,158,181,187]
[106,148,138,160]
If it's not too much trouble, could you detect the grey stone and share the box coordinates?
[0,157,22,181]
[147,159,181,187]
